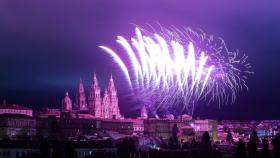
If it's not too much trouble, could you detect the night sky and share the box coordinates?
[0,1,280,119]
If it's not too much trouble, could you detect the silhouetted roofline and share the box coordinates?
[0,104,32,110]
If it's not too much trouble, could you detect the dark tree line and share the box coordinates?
[235,133,280,158]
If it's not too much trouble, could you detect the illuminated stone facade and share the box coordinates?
[62,74,121,119]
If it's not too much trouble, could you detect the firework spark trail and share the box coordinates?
[99,26,252,115]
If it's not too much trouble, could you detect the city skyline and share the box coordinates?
[0,2,280,158]
[0,1,280,120]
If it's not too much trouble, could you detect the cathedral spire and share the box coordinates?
[106,74,121,119]
[78,77,85,93]
[92,72,99,89]
[74,77,87,111]
[88,73,102,116]
[107,74,116,92]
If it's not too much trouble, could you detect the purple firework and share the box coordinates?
[99,25,253,116]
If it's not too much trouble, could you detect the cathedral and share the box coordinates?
[61,74,122,119]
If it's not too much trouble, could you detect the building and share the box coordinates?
[193,119,218,140]
[101,119,133,135]
[0,104,32,117]
[36,74,126,138]
[62,74,122,119]
[144,118,187,139]
[37,108,61,118]
[106,75,121,119]
[0,114,36,140]
[0,141,39,158]
[37,112,97,138]
[36,116,59,138]
[131,119,144,135]
[37,112,134,138]
[88,73,102,117]
[60,114,102,137]
[0,140,117,158]
[0,104,35,140]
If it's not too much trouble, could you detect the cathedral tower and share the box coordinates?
[74,78,87,111]
[88,73,102,117]
[107,75,121,119]
[62,91,72,112]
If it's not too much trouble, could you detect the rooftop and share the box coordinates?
[0,104,32,110]
[0,113,33,118]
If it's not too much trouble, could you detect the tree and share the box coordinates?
[64,140,77,158]
[117,137,138,158]
[235,139,247,158]
[172,123,179,138]
[247,139,258,158]
[272,133,280,158]
[260,138,270,158]
[250,129,259,143]
[50,119,60,134]
[212,131,219,143]
[199,132,215,158]
[190,138,197,148]
[226,131,233,144]
[201,131,211,146]
[52,139,63,158]
[39,139,50,158]
[168,136,174,149]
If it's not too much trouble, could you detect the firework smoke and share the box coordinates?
[100,25,253,116]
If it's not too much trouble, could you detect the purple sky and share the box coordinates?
[0,1,280,119]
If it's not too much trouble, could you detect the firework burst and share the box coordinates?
[99,25,253,116]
